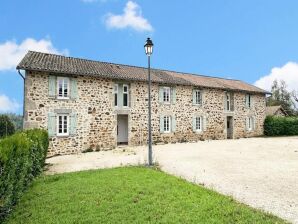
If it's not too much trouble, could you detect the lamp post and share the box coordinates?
[144,37,153,166]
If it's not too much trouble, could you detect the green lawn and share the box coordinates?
[5,167,286,224]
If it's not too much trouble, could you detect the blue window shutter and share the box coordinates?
[159,87,163,103]
[192,90,196,105]
[48,112,56,137]
[70,113,77,135]
[172,116,176,132]
[70,78,78,99]
[49,76,56,98]
[192,117,196,132]
[203,116,207,131]
[172,87,176,104]
[160,116,164,133]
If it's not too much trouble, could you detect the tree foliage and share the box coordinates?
[5,113,23,131]
[0,115,15,138]
[266,80,295,115]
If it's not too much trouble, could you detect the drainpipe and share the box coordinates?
[17,69,25,129]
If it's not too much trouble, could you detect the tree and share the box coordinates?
[0,114,15,138]
[5,113,23,131]
[266,80,295,115]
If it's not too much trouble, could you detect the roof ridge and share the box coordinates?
[27,50,243,83]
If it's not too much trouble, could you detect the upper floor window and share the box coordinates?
[226,92,231,111]
[163,87,171,103]
[193,90,202,105]
[246,94,252,108]
[57,77,70,99]
[123,84,129,107]
[114,84,118,107]
[57,114,69,136]
[163,115,171,133]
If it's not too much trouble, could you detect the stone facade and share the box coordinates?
[24,71,266,156]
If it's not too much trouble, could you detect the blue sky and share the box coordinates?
[1,0,298,114]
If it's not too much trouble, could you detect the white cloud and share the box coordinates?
[105,1,153,32]
[0,38,68,71]
[254,62,298,93]
[0,95,20,113]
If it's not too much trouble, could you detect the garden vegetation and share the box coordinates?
[264,116,298,136]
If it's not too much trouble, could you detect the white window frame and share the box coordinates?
[57,77,70,99]
[114,84,118,107]
[195,116,202,132]
[226,92,231,111]
[163,116,171,133]
[123,84,129,107]
[57,114,69,137]
[194,90,202,105]
[163,87,171,104]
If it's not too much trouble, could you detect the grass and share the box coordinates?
[5,167,286,224]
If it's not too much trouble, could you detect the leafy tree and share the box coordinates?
[266,80,295,115]
[0,114,15,138]
[5,113,23,131]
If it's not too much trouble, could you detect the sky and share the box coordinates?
[1,0,298,114]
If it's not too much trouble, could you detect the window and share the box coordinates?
[246,94,252,108]
[57,115,69,136]
[195,116,202,131]
[164,116,171,133]
[57,77,70,99]
[163,87,171,103]
[226,92,231,111]
[114,84,118,106]
[123,84,129,107]
[194,90,202,105]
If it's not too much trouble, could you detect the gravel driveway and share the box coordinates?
[46,136,298,223]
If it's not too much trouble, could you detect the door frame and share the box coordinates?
[226,116,234,139]
[117,114,129,145]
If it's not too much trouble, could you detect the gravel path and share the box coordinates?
[46,136,298,223]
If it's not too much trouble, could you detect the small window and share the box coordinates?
[226,93,231,111]
[123,84,129,107]
[247,94,252,108]
[164,116,171,133]
[114,84,118,107]
[163,87,171,103]
[57,77,70,99]
[195,116,202,131]
[194,90,201,105]
[57,114,69,136]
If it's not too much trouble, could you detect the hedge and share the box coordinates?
[0,129,49,221]
[264,116,298,136]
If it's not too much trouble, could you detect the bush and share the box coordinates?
[264,116,298,136]
[0,115,15,138]
[0,129,48,221]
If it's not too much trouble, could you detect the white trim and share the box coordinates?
[195,116,203,132]
[57,77,70,99]
[163,115,171,133]
[123,84,129,107]
[248,116,253,131]
[56,114,69,137]
[163,87,171,104]
[194,90,202,105]
[226,92,231,111]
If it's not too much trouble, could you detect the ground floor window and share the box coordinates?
[57,114,69,136]
[195,116,202,131]
[164,116,171,133]
[247,116,254,131]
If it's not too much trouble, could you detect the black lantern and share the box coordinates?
[144,38,153,56]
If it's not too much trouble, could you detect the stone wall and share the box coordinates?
[24,71,266,156]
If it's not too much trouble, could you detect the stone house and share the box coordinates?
[17,51,269,156]
[266,105,288,117]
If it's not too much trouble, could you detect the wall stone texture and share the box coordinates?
[24,71,266,156]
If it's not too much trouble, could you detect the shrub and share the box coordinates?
[264,116,298,136]
[0,115,15,138]
[0,129,48,221]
